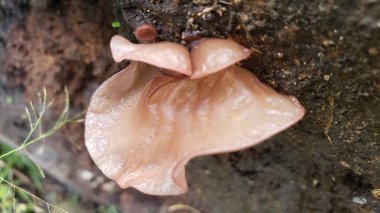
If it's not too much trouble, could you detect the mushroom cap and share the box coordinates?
[133,23,158,42]
[110,35,192,75]
[190,38,251,79]
[85,62,305,195]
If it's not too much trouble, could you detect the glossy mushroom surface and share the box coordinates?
[190,38,251,79]
[85,35,305,195]
[133,23,158,42]
[110,35,192,75]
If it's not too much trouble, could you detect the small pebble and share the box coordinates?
[101,181,117,192]
[173,0,181,5]
[312,179,319,187]
[323,39,334,47]
[254,20,266,28]
[233,0,242,5]
[298,73,308,80]
[323,74,331,81]
[372,189,380,199]
[240,14,249,23]
[352,196,367,205]
[371,69,379,75]
[340,161,351,169]
[78,170,94,181]
[368,47,379,56]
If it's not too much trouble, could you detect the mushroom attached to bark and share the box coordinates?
[133,23,158,42]
[85,36,305,196]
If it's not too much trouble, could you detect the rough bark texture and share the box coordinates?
[0,0,379,212]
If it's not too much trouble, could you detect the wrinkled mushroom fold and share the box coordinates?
[110,35,192,75]
[85,35,305,196]
[110,36,252,78]
[190,38,251,79]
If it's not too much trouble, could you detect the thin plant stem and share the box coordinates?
[0,177,68,213]
[0,87,80,159]
[0,86,83,213]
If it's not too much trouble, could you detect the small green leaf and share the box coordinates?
[111,21,121,28]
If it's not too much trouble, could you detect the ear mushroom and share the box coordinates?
[110,35,192,76]
[133,23,158,42]
[190,38,251,79]
[85,35,305,196]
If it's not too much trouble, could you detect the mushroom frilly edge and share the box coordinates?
[84,35,305,196]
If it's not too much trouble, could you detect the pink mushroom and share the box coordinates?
[133,23,158,43]
[110,35,191,76]
[85,35,305,195]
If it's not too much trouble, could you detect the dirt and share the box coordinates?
[3,0,116,107]
[0,0,379,212]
